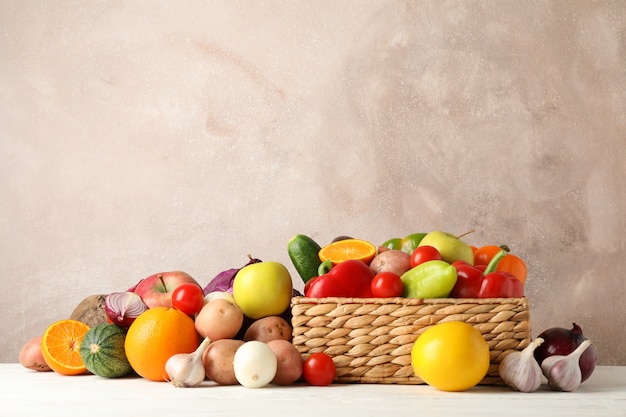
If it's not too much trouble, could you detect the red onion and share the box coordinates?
[533,323,597,383]
[104,292,148,327]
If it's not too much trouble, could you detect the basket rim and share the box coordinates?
[291,296,529,307]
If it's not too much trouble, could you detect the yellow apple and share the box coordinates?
[232,261,293,319]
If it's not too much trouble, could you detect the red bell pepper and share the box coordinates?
[449,261,484,298]
[477,248,524,298]
[450,249,524,298]
[304,259,375,298]
[479,270,524,298]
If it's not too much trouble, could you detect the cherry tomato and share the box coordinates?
[371,272,404,298]
[410,245,442,268]
[303,352,335,386]
[171,283,205,316]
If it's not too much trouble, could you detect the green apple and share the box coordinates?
[232,261,293,319]
[418,230,474,265]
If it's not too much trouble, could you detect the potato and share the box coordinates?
[267,339,303,385]
[202,339,244,385]
[243,315,292,343]
[19,336,51,372]
[369,250,411,276]
[195,298,244,341]
[69,294,108,328]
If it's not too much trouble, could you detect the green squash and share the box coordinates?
[80,323,133,378]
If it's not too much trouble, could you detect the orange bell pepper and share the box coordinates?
[473,245,527,286]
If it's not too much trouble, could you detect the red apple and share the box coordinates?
[132,271,201,309]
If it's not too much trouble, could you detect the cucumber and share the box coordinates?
[287,234,323,283]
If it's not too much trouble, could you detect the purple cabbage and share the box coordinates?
[201,255,304,298]
[202,255,262,295]
[203,268,240,295]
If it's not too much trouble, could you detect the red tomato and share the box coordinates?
[371,272,404,298]
[410,245,442,268]
[171,283,205,316]
[303,352,335,386]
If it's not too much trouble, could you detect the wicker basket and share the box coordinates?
[291,296,531,385]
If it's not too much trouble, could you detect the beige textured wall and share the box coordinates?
[1,1,625,365]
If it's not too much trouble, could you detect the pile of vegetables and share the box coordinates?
[288,231,527,300]
[287,231,598,392]
[17,229,597,393]
[19,253,335,389]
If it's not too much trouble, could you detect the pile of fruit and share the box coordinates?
[18,230,596,392]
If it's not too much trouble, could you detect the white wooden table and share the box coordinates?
[1,364,624,417]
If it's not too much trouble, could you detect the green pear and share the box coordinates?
[418,230,474,265]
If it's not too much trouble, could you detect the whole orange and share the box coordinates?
[125,307,200,381]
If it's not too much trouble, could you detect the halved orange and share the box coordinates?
[41,319,90,375]
[318,238,377,265]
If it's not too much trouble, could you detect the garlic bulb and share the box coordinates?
[541,339,591,392]
[165,337,211,388]
[498,337,545,392]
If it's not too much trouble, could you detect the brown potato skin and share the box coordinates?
[202,339,245,385]
[243,315,292,343]
[267,339,303,385]
[195,299,244,341]
[19,336,51,372]
[369,250,411,276]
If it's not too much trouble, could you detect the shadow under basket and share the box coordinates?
[291,296,531,385]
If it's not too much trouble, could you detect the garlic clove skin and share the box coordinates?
[541,339,591,392]
[498,337,544,393]
[165,337,212,388]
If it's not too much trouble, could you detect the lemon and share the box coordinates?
[411,321,490,391]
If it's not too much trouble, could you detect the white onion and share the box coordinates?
[204,291,235,304]
[233,341,277,388]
